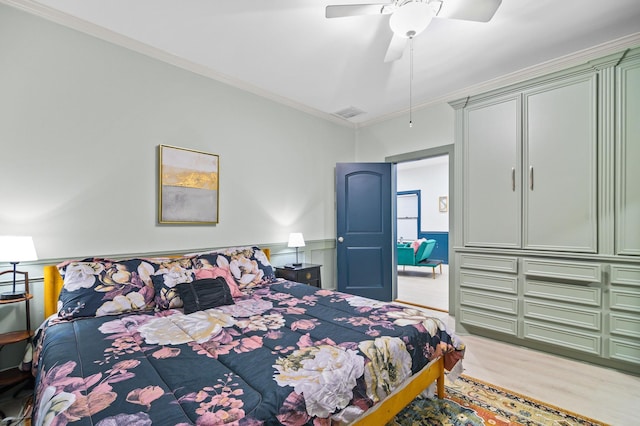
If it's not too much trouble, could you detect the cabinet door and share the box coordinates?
[616,57,640,256]
[464,95,521,248]
[523,75,598,252]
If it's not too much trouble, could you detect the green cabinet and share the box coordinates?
[521,258,603,356]
[462,74,598,252]
[609,265,640,365]
[464,95,521,248]
[452,46,640,375]
[616,56,640,256]
[458,254,519,337]
[522,76,598,252]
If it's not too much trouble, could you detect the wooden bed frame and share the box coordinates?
[40,252,446,425]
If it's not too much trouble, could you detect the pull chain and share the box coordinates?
[409,37,414,128]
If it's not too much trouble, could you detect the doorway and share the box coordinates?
[386,145,454,313]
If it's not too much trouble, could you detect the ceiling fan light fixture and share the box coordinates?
[389,1,435,39]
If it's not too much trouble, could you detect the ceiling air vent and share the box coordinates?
[333,106,366,120]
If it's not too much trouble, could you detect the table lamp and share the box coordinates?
[0,236,38,300]
[287,233,305,267]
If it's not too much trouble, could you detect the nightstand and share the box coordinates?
[275,264,322,288]
[0,270,33,402]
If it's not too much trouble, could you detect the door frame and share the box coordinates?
[386,144,455,313]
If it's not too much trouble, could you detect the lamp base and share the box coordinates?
[1,291,26,300]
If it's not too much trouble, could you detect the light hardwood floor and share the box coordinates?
[397,264,449,312]
[397,267,639,426]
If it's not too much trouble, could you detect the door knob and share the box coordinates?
[338,237,344,243]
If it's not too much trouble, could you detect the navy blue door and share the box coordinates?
[336,163,394,301]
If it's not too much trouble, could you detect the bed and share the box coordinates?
[32,246,464,425]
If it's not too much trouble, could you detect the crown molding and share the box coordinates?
[2,0,357,129]
[4,0,638,131]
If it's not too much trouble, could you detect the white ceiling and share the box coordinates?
[7,0,640,126]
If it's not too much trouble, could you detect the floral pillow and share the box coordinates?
[56,257,114,280]
[150,258,195,310]
[194,267,242,298]
[205,246,277,289]
[411,238,426,254]
[58,258,156,319]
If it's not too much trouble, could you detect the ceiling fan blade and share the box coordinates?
[325,3,393,19]
[384,33,408,63]
[437,0,502,22]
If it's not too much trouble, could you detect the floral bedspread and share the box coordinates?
[33,280,464,426]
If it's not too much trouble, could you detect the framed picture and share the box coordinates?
[159,145,219,224]
[438,196,448,213]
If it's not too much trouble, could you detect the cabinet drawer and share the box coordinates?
[610,288,640,313]
[299,268,319,282]
[460,289,518,315]
[459,308,518,336]
[523,320,601,355]
[458,254,518,274]
[524,279,601,307]
[459,271,518,294]
[611,264,640,287]
[524,300,601,331]
[610,313,640,339]
[276,268,297,282]
[275,266,321,287]
[523,258,602,283]
[609,338,640,365]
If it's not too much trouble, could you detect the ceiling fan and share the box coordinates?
[326,0,502,62]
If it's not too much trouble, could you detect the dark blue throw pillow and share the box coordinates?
[176,277,234,314]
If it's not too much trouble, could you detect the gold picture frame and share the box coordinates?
[438,196,448,213]
[158,145,219,224]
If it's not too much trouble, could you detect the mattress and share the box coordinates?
[32,279,464,425]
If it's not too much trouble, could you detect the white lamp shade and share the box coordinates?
[287,233,305,248]
[0,236,38,262]
[389,2,435,38]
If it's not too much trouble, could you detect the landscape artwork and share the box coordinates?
[159,145,219,224]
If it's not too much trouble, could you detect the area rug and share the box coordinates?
[390,374,609,426]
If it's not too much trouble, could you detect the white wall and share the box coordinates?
[355,100,454,237]
[354,103,454,161]
[0,4,456,262]
[0,4,355,260]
